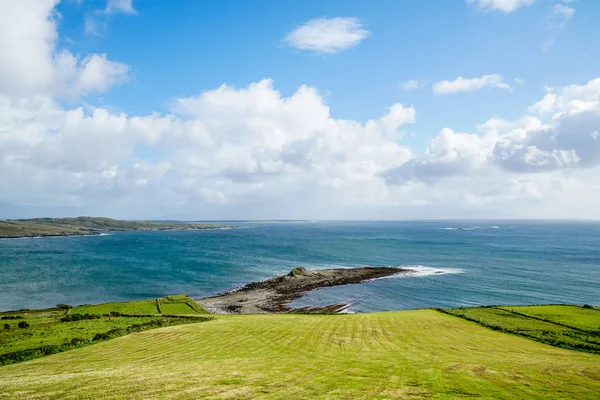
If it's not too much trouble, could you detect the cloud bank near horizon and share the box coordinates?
[0,1,598,220]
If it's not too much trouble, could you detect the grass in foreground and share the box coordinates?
[440,305,600,354]
[0,295,210,365]
[0,310,598,399]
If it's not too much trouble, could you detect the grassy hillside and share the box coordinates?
[0,295,209,365]
[0,216,224,238]
[1,309,599,399]
[441,305,600,354]
[498,305,600,331]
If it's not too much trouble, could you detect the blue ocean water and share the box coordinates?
[0,221,598,313]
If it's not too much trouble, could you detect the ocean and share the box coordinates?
[1,221,598,313]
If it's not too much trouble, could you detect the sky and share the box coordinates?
[0,0,599,220]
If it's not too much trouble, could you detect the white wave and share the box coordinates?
[402,265,464,277]
[99,233,112,236]
[370,265,464,281]
[440,226,500,231]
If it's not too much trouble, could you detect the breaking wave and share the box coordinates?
[370,265,464,281]
[440,226,500,231]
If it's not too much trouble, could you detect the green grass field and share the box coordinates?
[1,307,599,399]
[0,295,209,366]
[441,305,600,354]
[498,305,600,331]
[70,299,161,315]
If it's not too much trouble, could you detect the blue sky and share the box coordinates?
[54,0,599,150]
[1,0,599,219]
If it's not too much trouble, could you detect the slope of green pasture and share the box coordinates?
[498,305,600,331]
[0,310,598,399]
[1,316,160,354]
[71,300,160,315]
[159,295,209,315]
[442,306,600,353]
[71,295,207,316]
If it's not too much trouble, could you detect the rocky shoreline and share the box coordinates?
[196,267,406,314]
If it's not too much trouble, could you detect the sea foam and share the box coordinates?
[368,265,464,281]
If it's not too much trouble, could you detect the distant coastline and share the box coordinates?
[0,216,233,239]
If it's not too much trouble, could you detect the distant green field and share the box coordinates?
[159,295,210,315]
[1,309,598,399]
[0,295,210,365]
[71,299,160,315]
[0,216,223,238]
[441,305,600,354]
[498,305,600,331]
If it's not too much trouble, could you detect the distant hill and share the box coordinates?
[0,216,225,238]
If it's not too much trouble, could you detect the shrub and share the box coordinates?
[56,304,72,310]
[1,315,23,320]
[3,324,9,330]
[60,313,101,322]
[17,321,29,329]
[582,304,594,309]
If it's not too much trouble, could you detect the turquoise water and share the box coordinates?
[0,221,599,312]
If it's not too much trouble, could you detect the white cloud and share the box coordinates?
[0,0,130,98]
[105,0,137,15]
[399,79,428,91]
[1,1,600,220]
[432,74,511,95]
[530,78,600,114]
[284,17,370,54]
[0,80,415,217]
[467,0,535,13]
[5,76,598,219]
[542,3,575,51]
[549,4,575,27]
[384,77,600,187]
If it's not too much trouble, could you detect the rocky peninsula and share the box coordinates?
[196,266,407,314]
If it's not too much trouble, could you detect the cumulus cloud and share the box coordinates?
[383,128,496,184]
[0,0,130,97]
[284,17,370,54]
[467,0,535,13]
[0,80,415,216]
[433,74,512,95]
[530,78,600,114]
[384,77,600,187]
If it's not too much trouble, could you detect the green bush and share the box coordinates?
[1,315,23,320]
[17,321,29,329]
[3,324,9,330]
[60,313,101,322]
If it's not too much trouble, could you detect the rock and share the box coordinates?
[288,267,306,277]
